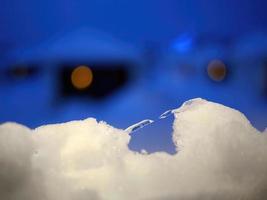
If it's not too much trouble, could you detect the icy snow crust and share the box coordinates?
[0,98,267,200]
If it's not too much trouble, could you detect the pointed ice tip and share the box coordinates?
[171,98,208,115]
[183,98,204,105]
[180,98,207,108]
[125,119,154,134]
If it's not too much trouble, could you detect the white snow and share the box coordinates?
[0,98,267,200]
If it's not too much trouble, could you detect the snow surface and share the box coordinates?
[0,98,267,200]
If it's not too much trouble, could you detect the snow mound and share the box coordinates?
[0,98,266,200]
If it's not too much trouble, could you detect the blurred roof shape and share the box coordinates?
[7,27,141,66]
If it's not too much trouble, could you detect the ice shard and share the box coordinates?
[125,119,154,133]
[159,109,174,119]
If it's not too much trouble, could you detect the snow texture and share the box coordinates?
[0,98,267,200]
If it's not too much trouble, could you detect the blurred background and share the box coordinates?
[1,0,267,153]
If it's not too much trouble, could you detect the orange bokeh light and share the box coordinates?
[71,66,93,90]
[207,59,227,82]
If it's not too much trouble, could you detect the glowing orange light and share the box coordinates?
[71,66,93,90]
[207,59,227,82]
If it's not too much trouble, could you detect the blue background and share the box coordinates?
[1,0,267,153]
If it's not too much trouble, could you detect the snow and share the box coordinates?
[0,98,267,200]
